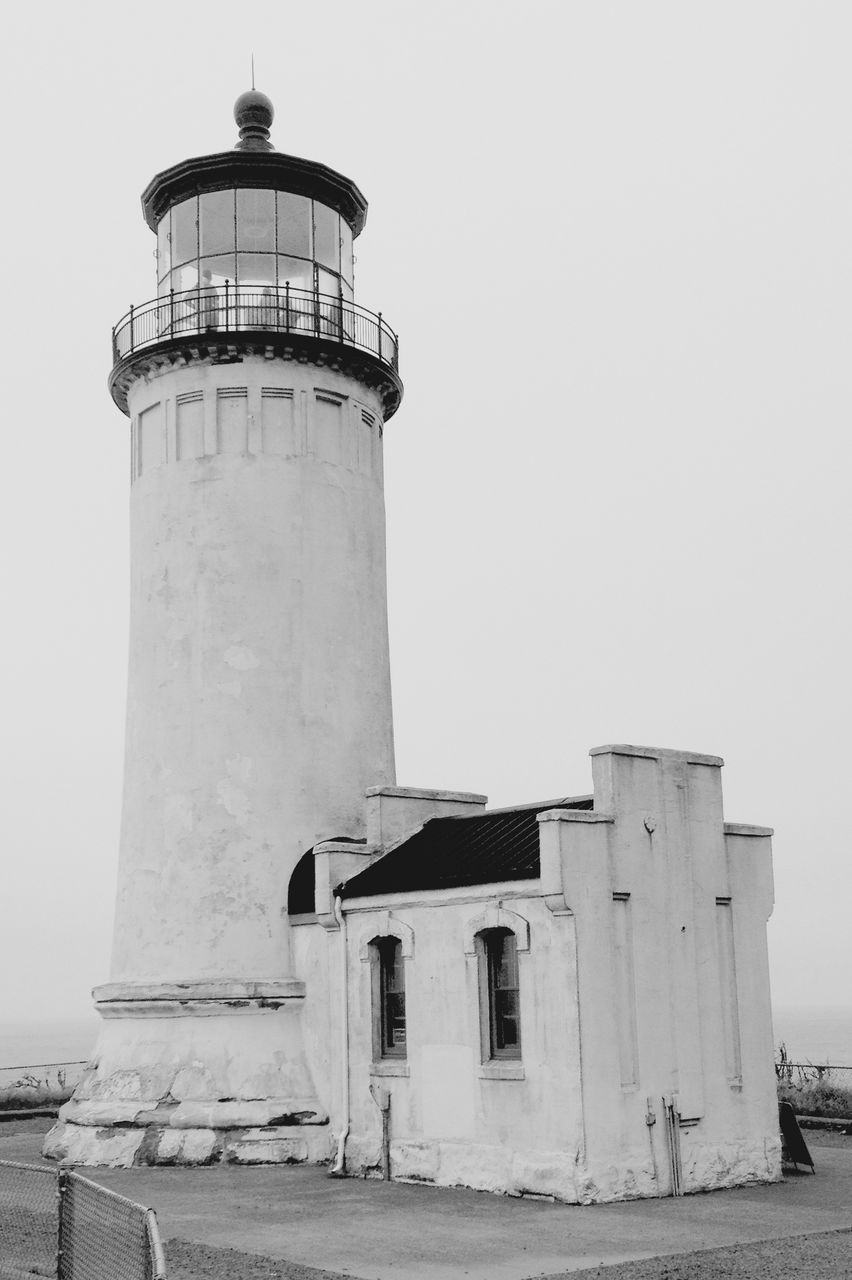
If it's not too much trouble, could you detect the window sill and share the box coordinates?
[479,1062,525,1081]
[370,1061,410,1078]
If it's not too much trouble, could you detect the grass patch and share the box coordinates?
[0,1070,75,1112]
[776,1043,852,1119]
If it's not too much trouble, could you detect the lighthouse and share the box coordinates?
[46,90,402,1166]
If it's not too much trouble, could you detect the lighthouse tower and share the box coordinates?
[46,91,402,1166]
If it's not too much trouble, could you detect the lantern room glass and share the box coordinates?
[237,189,276,252]
[156,190,353,302]
[200,190,235,257]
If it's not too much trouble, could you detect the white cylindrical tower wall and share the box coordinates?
[112,357,394,985]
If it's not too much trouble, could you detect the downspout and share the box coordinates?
[328,890,350,1176]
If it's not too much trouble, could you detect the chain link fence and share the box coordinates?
[0,1159,165,1280]
[0,1158,56,1278]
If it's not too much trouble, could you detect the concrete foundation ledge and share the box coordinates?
[93,979,307,1003]
[42,1120,334,1167]
[58,1096,328,1129]
[350,1138,586,1203]
[346,1134,783,1204]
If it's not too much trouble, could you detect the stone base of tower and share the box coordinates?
[43,1120,333,1168]
[43,982,332,1168]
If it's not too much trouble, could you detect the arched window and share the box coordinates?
[371,936,406,1060]
[479,928,521,1060]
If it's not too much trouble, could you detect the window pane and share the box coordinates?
[277,192,312,258]
[379,938,406,1057]
[314,203,340,270]
[340,222,353,284]
[199,255,236,287]
[495,938,518,989]
[171,262,198,294]
[237,188,275,252]
[199,190,235,257]
[157,213,171,280]
[237,253,276,286]
[172,198,197,266]
[487,931,521,1060]
[278,256,313,292]
[316,268,340,301]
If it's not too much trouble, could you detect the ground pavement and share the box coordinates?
[2,1124,850,1280]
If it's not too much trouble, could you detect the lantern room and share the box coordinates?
[109,89,401,419]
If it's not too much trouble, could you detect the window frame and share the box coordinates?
[370,935,407,1061]
[478,927,522,1062]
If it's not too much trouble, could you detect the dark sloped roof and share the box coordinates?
[340,797,593,899]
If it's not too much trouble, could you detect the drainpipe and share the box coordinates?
[328,891,350,1176]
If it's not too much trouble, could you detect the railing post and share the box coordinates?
[128,304,135,354]
[225,279,230,331]
[170,287,175,336]
[377,311,382,361]
[56,1169,68,1280]
[314,280,320,337]
[285,281,290,334]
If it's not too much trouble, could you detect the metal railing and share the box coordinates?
[0,1159,166,1280]
[112,283,399,372]
[775,1059,852,1085]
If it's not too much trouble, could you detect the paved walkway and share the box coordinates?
[3,1129,850,1279]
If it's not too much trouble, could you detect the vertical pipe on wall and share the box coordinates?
[328,892,350,1176]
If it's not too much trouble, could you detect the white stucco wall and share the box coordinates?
[114,357,394,985]
[334,745,780,1203]
[341,887,586,1199]
[47,354,396,1164]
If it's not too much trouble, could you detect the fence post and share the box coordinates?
[225,279,230,331]
[56,1169,68,1280]
[377,312,383,361]
[128,304,135,354]
[285,281,290,334]
[170,287,175,335]
[146,1208,167,1280]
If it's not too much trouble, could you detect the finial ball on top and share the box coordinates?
[234,89,274,132]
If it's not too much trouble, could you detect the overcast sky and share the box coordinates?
[1,1,849,1030]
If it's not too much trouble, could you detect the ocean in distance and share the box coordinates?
[1,1005,850,1071]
